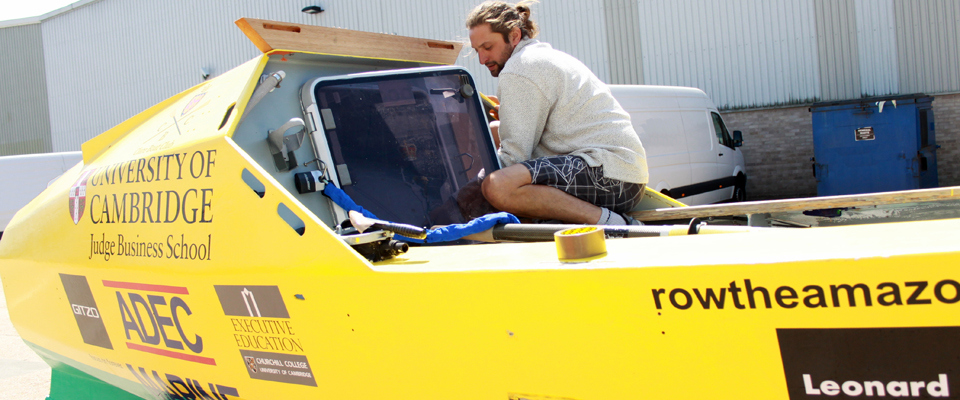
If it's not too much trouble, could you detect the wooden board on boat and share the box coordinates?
[236,18,463,65]
[630,186,960,223]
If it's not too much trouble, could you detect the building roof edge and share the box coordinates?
[0,0,102,29]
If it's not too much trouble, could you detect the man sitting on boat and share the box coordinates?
[466,0,648,225]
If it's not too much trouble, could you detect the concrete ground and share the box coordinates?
[0,275,50,400]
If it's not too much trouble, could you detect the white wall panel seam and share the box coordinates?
[912,1,924,91]
[673,0,682,88]
[847,0,862,97]
[836,0,847,96]
[735,0,748,107]
[632,0,644,84]
[620,0,632,83]
[944,1,954,90]
[736,0,748,106]
[769,0,781,105]
[939,0,949,90]
[623,0,637,83]
[931,0,944,91]
[0,23,52,154]
[946,0,959,91]
[677,0,690,88]
[832,0,845,98]
[771,0,784,105]
[808,0,823,102]
[692,0,705,93]
[603,0,617,82]
[894,0,960,94]
[894,0,907,92]
[907,0,924,92]
[918,1,932,92]
[692,0,705,99]
[854,0,899,96]
[652,0,665,85]
[659,2,676,83]
[954,1,960,90]
[902,0,920,92]
[758,0,770,105]
[722,0,735,107]
[822,0,836,99]
[644,0,658,85]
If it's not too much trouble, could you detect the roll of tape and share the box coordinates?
[554,226,607,261]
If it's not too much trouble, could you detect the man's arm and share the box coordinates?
[496,73,551,166]
[489,120,501,149]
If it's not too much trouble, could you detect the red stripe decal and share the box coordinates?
[102,281,189,294]
[126,343,216,366]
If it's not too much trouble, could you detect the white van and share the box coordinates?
[0,151,83,237]
[610,85,746,206]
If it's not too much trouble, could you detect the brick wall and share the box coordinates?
[720,92,960,200]
[721,107,817,200]
[934,93,960,187]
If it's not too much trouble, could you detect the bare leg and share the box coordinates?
[481,164,602,224]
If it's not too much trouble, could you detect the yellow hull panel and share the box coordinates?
[3,133,959,398]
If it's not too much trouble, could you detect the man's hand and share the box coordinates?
[482,94,500,120]
[482,94,501,148]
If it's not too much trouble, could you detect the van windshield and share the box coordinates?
[313,69,498,229]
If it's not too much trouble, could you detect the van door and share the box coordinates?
[610,86,693,198]
[710,112,737,201]
[677,111,717,204]
[627,109,691,195]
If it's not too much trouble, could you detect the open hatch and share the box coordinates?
[298,66,499,230]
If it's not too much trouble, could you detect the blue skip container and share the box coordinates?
[810,94,938,196]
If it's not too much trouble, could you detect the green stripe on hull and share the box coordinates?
[24,342,144,400]
[48,362,144,400]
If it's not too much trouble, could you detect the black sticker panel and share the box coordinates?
[59,273,113,349]
[240,349,317,386]
[779,327,959,399]
[214,285,289,318]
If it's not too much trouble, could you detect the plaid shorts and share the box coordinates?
[519,155,644,214]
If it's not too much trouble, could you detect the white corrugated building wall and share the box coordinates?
[1,0,958,199]
[0,22,52,154]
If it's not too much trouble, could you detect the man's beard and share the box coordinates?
[487,42,515,77]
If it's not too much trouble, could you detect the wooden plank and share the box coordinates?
[629,186,960,222]
[235,18,463,65]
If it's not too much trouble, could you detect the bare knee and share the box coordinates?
[481,171,511,210]
[481,165,532,211]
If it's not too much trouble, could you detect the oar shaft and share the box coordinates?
[489,223,766,242]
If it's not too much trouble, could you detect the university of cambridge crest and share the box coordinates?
[68,170,93,225]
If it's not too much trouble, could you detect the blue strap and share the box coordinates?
[322,184,378,219]
[403,212,520,243]
[322,184,518,243]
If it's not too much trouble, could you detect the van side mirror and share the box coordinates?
[733,130,743,147]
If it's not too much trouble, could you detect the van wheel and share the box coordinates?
[732,183,746,202]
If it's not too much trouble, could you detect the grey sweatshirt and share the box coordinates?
[496,38,648,184]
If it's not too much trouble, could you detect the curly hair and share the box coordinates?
[465,1,539,43]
